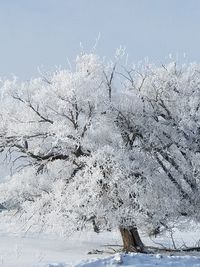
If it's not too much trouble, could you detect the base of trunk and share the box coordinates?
[120,227,145,253]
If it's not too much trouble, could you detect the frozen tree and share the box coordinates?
[0,53,199,252]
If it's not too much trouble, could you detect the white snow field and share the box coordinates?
[75,253,200,267]
[0,228,199,267]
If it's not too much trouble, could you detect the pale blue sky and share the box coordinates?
[0,0,200,79]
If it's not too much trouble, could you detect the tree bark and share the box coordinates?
[119,227,145,253]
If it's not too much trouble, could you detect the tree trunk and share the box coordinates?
[119,227,145,253]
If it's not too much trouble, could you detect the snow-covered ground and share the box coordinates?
[75,253,200,267]
[0,231,119,267]
[0,228,199,267]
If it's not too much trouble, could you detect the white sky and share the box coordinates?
[0,0,200,79]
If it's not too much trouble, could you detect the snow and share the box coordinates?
[74,253,200,267]
[0,230,199,267]
[0,231,119,267]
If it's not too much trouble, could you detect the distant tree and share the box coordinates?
[0,53,199,252]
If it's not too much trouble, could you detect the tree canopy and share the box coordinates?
[0,53,199,241]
